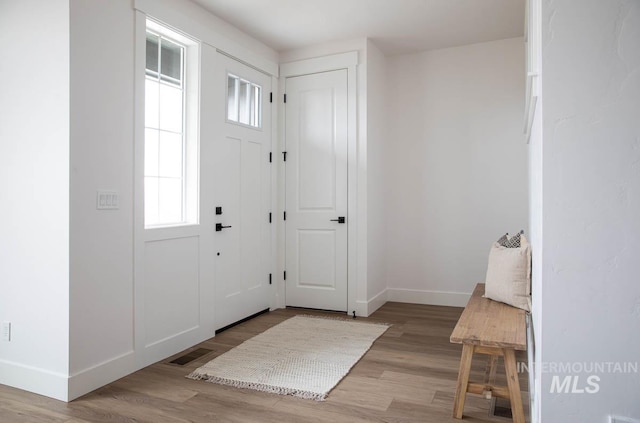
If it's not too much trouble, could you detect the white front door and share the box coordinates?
[284,69,348,312]
[213,53,272,330]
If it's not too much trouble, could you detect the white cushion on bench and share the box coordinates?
[484,234,531,312]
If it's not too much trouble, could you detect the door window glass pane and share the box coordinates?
[159,131,183,178]
[146,34,159,76]
[158,178,183,223]
[227,75,238,122]
[160,38,182,84]
[226,74,262,128]
[145,79,159,128]
[238,79,250,125]
[252,84,261,127]
[144,176,159,225]
[159,83,183,133]
[144,128,159,177]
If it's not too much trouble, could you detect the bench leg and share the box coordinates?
[503,348,525,423]
[453,344,474,419]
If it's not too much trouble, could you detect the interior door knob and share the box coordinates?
[330,216,346,224]
[216,223,232,231]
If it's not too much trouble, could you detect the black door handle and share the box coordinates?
[216,223,232,231]
[330,216,346,224]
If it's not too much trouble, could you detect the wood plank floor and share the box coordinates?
[0,303,529,422]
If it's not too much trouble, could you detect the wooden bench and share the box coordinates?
[450,283,527,423]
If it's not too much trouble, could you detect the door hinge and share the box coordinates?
[270,92,273,103]
[284,93,287,103]
[284,211,287,221]
[269,273,272,285]
[284,271,287,280]
[269,212,272,223]
[283,151,287,161]
[269,152,272,163]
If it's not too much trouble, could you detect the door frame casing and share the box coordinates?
[278,52,358,316]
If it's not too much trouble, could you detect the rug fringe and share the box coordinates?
[186,372,327,401]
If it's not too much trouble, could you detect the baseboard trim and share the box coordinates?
[136,324,216,371]
[354,289,388,317]
[354,300,368,317]
[366,289,388,316]
[0,358,69,401]
[387,288,470,307]
[68,350,136,401]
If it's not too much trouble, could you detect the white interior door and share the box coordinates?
[285,69,348,312]
[213,53,272,330]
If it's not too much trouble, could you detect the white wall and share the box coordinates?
[279,38,367,64]
[365,40,389,312]
[385,38,528,305]
[537,0,640,421]
[0,0,71,401]
[68,0,136,398]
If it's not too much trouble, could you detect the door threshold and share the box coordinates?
[286,306,348,314]
[215,308,270,334]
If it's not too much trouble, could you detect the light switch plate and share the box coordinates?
[97,190,119,210]
[2,321,10,341]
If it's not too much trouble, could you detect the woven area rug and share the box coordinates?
[187,315,389,400]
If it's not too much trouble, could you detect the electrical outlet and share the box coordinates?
[2,321,10,341]
[611,416,640,423]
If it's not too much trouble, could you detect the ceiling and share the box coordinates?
[191,0,526,56]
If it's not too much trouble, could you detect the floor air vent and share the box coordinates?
[169,348,212,366]
[489,397,512,419]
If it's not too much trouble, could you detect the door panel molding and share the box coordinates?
[297,229,337,289]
